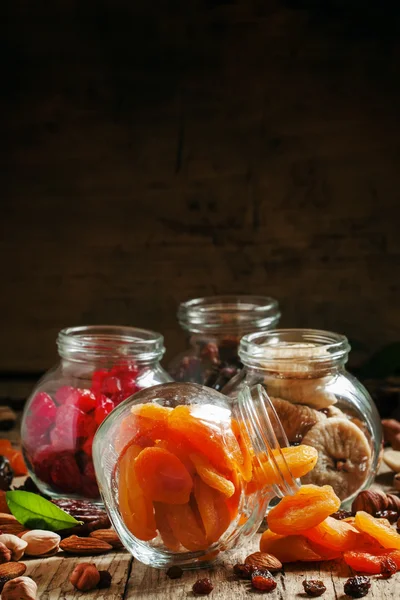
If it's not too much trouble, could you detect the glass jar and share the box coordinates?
[93,382,298,568]
[168,295,280,390]
[21,325,172,501]
[223,329,382,507]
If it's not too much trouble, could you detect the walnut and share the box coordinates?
[1,576,37,600]
[69,562,100,591]
[0,541,11,563]
[351,490,389,516]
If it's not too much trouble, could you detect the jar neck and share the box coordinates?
[178,295,280,336]
[57,326,165,366]
[239,329,350,377]
[235,384,299,497]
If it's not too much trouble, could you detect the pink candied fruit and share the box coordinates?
[91,369,109,394]
[54,386,80,405]
[27,392,57,436]
[50,452,82,494]
[75,389,97,413]
[94,395,115,425]
[101,376,122,395]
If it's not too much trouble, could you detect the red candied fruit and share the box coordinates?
[54,386,80,405]
[28,392,57,435]
[82,435,95,456]
[101,376,122,395]
[81,461,99,498]
[32,445,55,484]
[50,452,81,493]
[76,413,97,439]
[95,396,115,425]
[74,389,97,413]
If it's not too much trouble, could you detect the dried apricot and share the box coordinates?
[251,446,318,491]
[156,438,196,475]
[166,502,209,551]
[154,502,181,551]
[354,511,400,550]
[190,453,235,498]
[267,485,340,535]
[134,447,193,504]
[194,476,231,543]
[344,550,400,574]
[260,529,323,563]
[118,443,157,541]
[304,516,361,551]
[115,404,171,452]
[225,469,242,519]
[231,419,253,482]
[7,450,27,476]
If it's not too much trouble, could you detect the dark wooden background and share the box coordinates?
[2,0,400,385]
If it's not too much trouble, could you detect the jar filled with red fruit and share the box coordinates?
[223,329,382,507]
[92,382,320,569]
[21,325,172,501]
[168,296,280,390]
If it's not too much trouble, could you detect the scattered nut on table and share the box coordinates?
[70,562,100,591]
[0,534,27,561]
[21,530,60,556]
[0,541,12,563]
[1,576,37,600]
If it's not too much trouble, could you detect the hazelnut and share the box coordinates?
[387,494,400,513]
[351,490,389,516]
[70,562,100,591]
[382,419,400,450]
[0,541,11,563]
[394,473,400,492]
[1,576,37,600]
[21,530,60,557]
[0,535,27,561]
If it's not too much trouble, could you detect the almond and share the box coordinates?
[0,515,18,526]
[89,529,123,549]
[245,551,282,573]
[0,562,27,581]
[60,535,112,555]
[0,524,28,536]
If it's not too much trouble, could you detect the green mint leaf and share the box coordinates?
[6,491,82,531]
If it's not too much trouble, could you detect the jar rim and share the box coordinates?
[178,295,280,334]
[57,325,165,363]
[239,328,350,370]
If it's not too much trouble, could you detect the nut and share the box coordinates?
[1,524,28,536]
[60,535,112,555]
[0,535,27,561]
[387,494,400,513]
[70,562,100,591]
[21,530,60,557]
[244,551,282,573]
[351,490,389,515]
[1,576,37,600]
[89,529,123,549]
[0,542,11,563]
[0,562,27,581]
[382,419,400,450]
[383,449,400,473]
[394,473,400,492]
[0,515,18,526]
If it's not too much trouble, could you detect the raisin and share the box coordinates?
[97,571,112,589]
[233,563,255,579]
[303,579,326,597]
[331,510,354,520]
[375,510,398,523]
[192,578,214,595]
[166,566,183,579]
[343,576,371,598]
[379,557,397,579]
[251,571,277,592]
[0,456,13,491]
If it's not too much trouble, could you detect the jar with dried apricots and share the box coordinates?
[21,325,172,501]
[92,382,317,568]
[223,329,382,506]
[168,296,280,390]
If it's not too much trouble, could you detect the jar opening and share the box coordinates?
[57,325,165,364]
[239,329,350,373]
[178,295,280,335]
[237,385,299,497]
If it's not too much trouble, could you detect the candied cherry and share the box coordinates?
[54,386,80,405]
[75,389,97,413]
[94,396,115,425]
[76,413,97,439]
[50,452,81,493]
[28,392,57,435]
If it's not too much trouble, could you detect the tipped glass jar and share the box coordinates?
[223,329,382,507]
[93,382,305,569]
[21,325,172,501]
[168,295,280,390]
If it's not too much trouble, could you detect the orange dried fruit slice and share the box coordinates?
[154,502,181,551]
[134,447,193,505]
[194,476,231,544]
[354,511,400,550]
[344,549,400,574]
[155,438,196,475]
[7,450,27,476]
[251,446,319,492]
[260,529,323,563]
[190,453,235,498]
[231,419,253,482]
[303,516,361,551]
[267,484,341,535]
[225,469,242,520]
[115,404,171,453]
[166,502,209,552]
[118,443,157,541]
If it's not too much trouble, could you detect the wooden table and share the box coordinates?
[6,427,400,599]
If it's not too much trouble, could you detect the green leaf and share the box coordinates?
[6,491,82,531]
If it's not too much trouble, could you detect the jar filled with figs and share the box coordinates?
[21,326,172,501]
[168,295,280,390]
[223,329,382,507]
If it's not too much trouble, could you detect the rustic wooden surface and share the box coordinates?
[2,0,400,378]
[3,425,400,598]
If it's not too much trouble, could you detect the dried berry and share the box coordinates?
[251,570,277,592]
[97,570,112,589]
[0,457,13,492]
[343,575,371,598]
[303,580,326,597]
[375,510,398,523]
[51,498,110,537]
[192,578,214,595]
[233,563,255,579]
[331,510,354,520]
[379,557,397,579]
[166,566,183,580]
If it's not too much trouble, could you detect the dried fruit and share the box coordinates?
[51,498,110,537]
[251,570,277,592]
[271,397,324,444]
[89,529,123,549]
[233,563,255,579]
[375,510,398,523]
[301,418,372,500]
[192,578,214,595]
[380,556,397,578]
[166,566,183,579]
[303,516,361,551]
[302,579,326,597]
[60,535,112,555]
[166,503,208,551]
[269,377,337,409]
[69,562,100,591]
[343,575,371,598]
[267,485,341,535]
[331,510,353,520]
[244,551,282,573]
[355,511,400,550]
[193,476,230,544]
[351,490,389,516]
[21,530,60,556]
[190,453,235,498]
[260,529,323,563]
[98,570,112,588]
[344,550,400,574]
[1,576,37,600]
[387,494,400,513]
[0,458,13,492]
